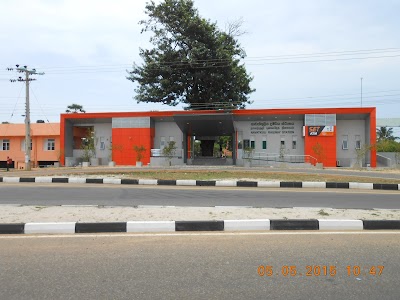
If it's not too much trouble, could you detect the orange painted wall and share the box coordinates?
[0,136,60,166]
[111,128,153,165]
[370,109,377,167]
[304,126,337,167]
[73,127,89,149]
[187,135,191,159]
[1,123,60,167]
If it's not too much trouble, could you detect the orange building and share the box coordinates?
[60,107,376,168]
[0,122,60,169]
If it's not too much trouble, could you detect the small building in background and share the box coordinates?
[0,123,60,169]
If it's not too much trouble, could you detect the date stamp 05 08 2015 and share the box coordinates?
[257,265,384,277]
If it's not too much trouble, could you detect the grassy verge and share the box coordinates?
[63,170,400,184]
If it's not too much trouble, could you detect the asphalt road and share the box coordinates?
[1,183,400,209]
[0,232,398,300]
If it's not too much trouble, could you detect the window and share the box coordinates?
[262,137,267,150]
[280,136,285,148]
[250,136,255,149]
[292,136,297,150]
[99,137,105,150]
[169,136,174,142]
[243,139,250,149]
[1,139,10,151]
[46,139,55,151]
[355,135,361,149]
[21,140,33,151]
[160,136,166,149]
[342,135,348,150]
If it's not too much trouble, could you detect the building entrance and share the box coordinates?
[173,113,236,165]
[191,135,233,165]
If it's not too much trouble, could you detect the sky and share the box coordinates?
[0,0,399,131]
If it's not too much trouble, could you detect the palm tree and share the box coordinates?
[376,127,397,141]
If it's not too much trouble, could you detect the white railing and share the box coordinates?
[151,149,184,158]
[242,152,318,165]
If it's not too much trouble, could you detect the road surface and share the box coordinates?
[0,232,398,299]
[0,183,399,209]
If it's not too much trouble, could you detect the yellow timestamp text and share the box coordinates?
[257,265,384,277]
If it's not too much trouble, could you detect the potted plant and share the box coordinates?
[54,149,64,168]
[312,142,325,169]
[354,144,374,169]
[133,145,146,167]
[162,141,177,166]
[243,146,254,167]
[81,128,96,167]
[108,144,123,167]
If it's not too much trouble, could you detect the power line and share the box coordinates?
[1,47,400,75]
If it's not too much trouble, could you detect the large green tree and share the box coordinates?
[376,127,397,142]
[127,0,255,110]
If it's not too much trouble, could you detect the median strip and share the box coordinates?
[0,176,399,191]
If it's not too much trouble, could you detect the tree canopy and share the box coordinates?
[66,104,86,113]
[376,127,398,142]
[127,0,255,110]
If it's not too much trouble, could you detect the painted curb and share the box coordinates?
[1,220,399,234]
[224,219,270,231]
[127,221,175,232]
[0,176,399,191]
[24,222,75,234]
[318,219,364,231]
[0,177,400,191]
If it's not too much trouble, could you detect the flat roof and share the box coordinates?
[0,123,60,137]
[61,107,376,121]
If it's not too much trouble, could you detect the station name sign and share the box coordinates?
[308,126,335,136]
[250,121,295,135]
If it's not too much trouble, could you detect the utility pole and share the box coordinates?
[7,65,44,171]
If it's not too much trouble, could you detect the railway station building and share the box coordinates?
[60,107,377,168]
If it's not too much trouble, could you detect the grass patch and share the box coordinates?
[34,206,46,211]
[64,169,400,184]
[318,209,330,216]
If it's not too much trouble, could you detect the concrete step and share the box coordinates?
[192,157,233,166]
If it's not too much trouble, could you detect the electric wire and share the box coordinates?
[1,47,400,75]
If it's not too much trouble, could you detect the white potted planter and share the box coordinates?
[54,162,60,168]
[108,161,116,167]
[90,157,99,166]
[136,161,142,167]
[82,161,90,167]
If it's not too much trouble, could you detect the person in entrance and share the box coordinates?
[6,156,12,171]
